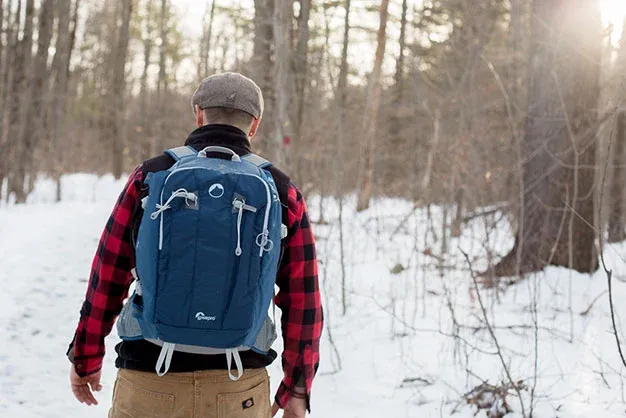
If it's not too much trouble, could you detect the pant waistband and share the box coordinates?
[118,368,267,384]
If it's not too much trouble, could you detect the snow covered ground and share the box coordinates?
[2,174,626,417]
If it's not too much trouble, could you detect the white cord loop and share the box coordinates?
[151,189,198,250]
[155,342,176,377]
[234,199,244,256]
[225,349,244,381]
[151,189,198,220]
[256,231,274,254]
[233,198,258,256]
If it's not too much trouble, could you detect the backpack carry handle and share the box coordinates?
[197,146,241,162]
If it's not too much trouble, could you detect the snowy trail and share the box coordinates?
[2,175,626,417]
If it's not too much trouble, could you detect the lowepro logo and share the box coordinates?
[209,183,225,199]
[195,312,216,322]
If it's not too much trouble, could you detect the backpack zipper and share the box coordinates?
[150,189,198,250]
[233,197,257,256]
[158,167,273,257]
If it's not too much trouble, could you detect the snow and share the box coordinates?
[2,173,626,417]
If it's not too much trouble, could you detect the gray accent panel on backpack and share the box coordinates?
[117,298,144,339]
[117,299,277,353]
[241,153,271,169]
[167,146,197,160]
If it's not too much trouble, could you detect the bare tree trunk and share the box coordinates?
[155,0,168,155]
[608,111,626,242]
[424,108,439,194]
[199,0,216,79]
[0,0,8,201]
[251,0,274,157]
[493,0,601,276]
[508,0,525,103]
[140,34,153,159]
[111,0,133,179]
[7,0,34,203]
[356,0,390,212]
[0,0,4,107]
[387,0,409,184]
[50,0,73,201]
[337,0,351,122]
[19,0,54,196]
[394,0,408,97]
[334,0,351,314]
[272,0,293,167]
[139,0,154,160]
[68,0,79,72]
[293,0,310,141]
[608,22,626,243]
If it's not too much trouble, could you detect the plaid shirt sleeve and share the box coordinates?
[67,167,143,377]
[274,184,324,411]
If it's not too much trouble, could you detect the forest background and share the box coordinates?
[3,0,626,279]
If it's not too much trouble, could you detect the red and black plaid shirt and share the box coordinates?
[70,165,323,409]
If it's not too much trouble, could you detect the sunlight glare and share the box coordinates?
[600,0,626,42]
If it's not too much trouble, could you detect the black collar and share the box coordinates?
[184,124,252,154]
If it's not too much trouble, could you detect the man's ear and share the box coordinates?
[195,105,204,127]
[249,118,261,138]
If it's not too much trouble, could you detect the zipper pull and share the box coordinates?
[233,198,244,256]
[233,197,258,257]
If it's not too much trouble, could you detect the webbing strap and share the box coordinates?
[241,153,272,169]
[155,342,176,377]
[225,349,244,381]
[165,146,197,162]
[130,268,142,296]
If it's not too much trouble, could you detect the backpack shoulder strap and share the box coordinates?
[242,153,273,169]
[165,146,197,162]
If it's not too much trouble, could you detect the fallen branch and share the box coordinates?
[462,205,508,224]
[579,290,608,317]
[399,376,433,389]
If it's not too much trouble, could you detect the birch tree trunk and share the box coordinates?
[111,0,133,179]
[493,0,601,276]
[356,0,390,212]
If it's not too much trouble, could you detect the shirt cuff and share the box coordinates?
[275,379,311,412]
[66,341,103,377]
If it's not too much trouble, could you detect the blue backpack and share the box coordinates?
[131,145,282,379]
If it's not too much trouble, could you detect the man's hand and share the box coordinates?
[70,365,102,406]
[272,394,307,418]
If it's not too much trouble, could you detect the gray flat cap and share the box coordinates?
[191,72,264,119]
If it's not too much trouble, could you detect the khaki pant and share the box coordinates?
[109,368,271,418]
